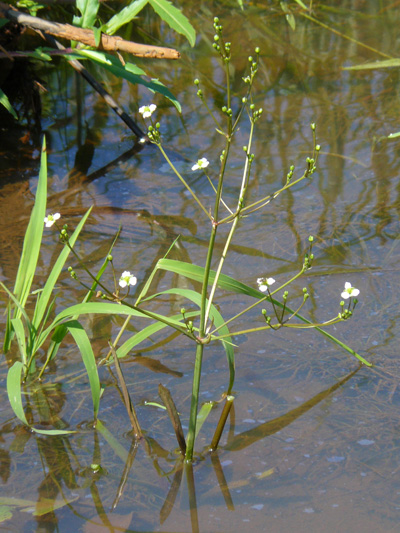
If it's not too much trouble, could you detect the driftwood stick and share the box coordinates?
[44,33,147,141]
[0,1,180,59]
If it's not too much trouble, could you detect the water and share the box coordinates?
[1,2,400,531]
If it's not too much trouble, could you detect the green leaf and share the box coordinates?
[65,320,101,420]
[11,318,27,362]
[0,89,17,120]
[73,0,100,28]
[96,420,129,462]
[104,0,148,35]
[195,401,214,438]
[32,207,93,333]
[13,137,47,311]
[7,362,29,426]
[293,0,308,9]
[343,59,400,71]
[116,310,199,358]
[155,259,372,366]
[7,361,76,434]
[38,301,188,351]
[148,0,196,47]
[75,50,181,112]
[22,201,46,321]
[145,288,235,392]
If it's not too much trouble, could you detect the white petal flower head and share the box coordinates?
[119,271,137,289]
[44,213,61,228]
[341,281,360,299]
[191,158,209,171]
[257,277,275,292]
[139,104,157,118]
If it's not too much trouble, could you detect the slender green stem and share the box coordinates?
[185,343,204,462]
[156,144,211,220]
[215,317,345,340]
[204,121,255,325]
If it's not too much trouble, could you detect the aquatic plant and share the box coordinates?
[1,18,371,461]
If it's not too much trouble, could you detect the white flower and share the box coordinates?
[191,158,209,171]
[139,104,156,118]
[341,281,360,299]
[44,213,61,228]
[119,271,137,289]
[257,277,275,292]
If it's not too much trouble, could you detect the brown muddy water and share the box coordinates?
[1,2,400,532]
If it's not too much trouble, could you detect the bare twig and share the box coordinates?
[0,2,180,59]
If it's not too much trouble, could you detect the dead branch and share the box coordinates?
[0,2,180,59]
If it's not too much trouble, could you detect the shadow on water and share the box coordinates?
[2,1,400,531]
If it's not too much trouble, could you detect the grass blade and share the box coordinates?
[0,88,18,119]
[13,136,47,312]
[145,287,235,392]
[65,320,101,420]
[104,0,148,35]
[7,361,29,426]
[195,401,214,439]
[156,259,371,366]
[75,50,181,112]
[32,207,93,331]
[148,0,196,46]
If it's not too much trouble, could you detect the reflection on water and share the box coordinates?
[1,1,400,531]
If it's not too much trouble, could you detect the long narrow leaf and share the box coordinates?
[7,361,75,434]
[7,362,29,426]
[104,0,148,35]
[144,288,235,392]
[75,50,181,112]
[155,259,371,366]
[0,88,18,119]
[13,137,47,311]
[11,318,27,363]
[116,310,199,359]
[148,0,196,47]
[195,401,214,439]
[38,302,189,351]
[65,320,101,420]
[32,206,93,331]
[73,0,100,28]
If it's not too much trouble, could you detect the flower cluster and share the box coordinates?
[257,277,275,292]
[119,271,137,288]
[191,158,209,171]
[139,104,156,118]
[44,213,61,228]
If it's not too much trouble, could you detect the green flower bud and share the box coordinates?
[255,46,260,54]
[194,78,200,85]
[107,254,113,261]
[311,123,316,130]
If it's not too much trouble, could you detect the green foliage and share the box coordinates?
[148,0,196,47]
[0,89,18,119]
[75,50,181,112]
[73,0,100,28]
